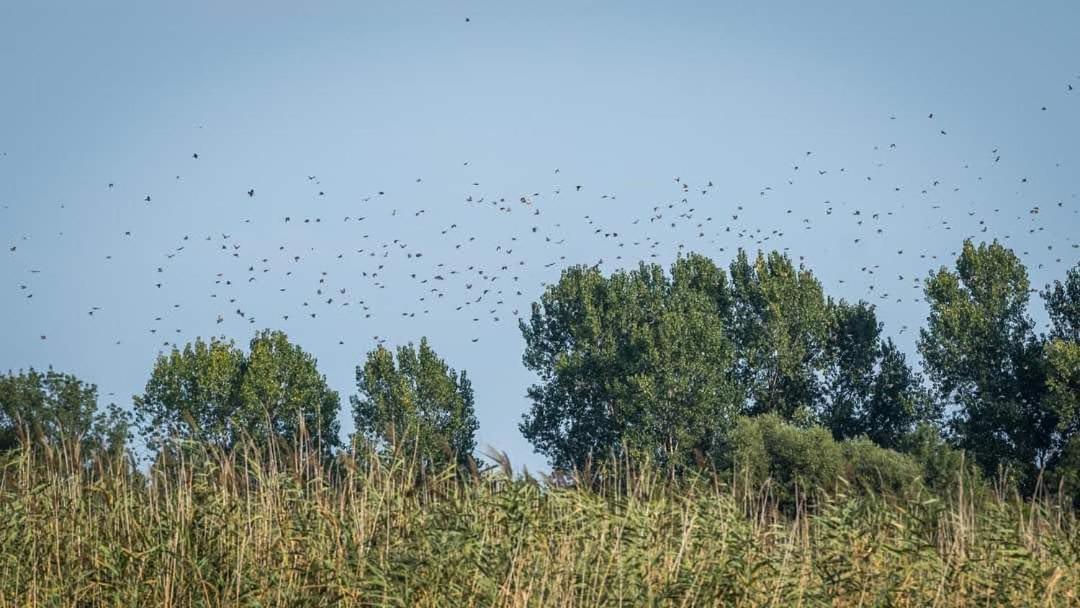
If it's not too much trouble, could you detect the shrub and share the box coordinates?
[726,415,950,508]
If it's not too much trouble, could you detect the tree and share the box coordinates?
[728,250,829,421]
[239,330,342,455]
[352,338,478,470]
[0,368,130,453]
[862,339,939,450]
[1044,340,1079,452]
[134,330,341,457]
[820,301,939,448]
[520,255,741,471]
[134,336,245,452]
[1040,263,1080,504]
[918,240,1052,486]
[820,301,881,440]
[1042,262,1080,342]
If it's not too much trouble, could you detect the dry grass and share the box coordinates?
[0,438,1076,607]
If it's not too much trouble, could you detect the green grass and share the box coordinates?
[0,440,1076,607]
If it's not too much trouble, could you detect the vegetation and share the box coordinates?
[0,368,130,455]
[0,437,1075,607]
[352,338,479,471]
[133,330,341,458]
[1,239,1077,604]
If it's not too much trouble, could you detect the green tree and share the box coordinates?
[918,240,1052,487]
[1042,262,1079,342]
[134,336,245,452]
[820,301,881,440]
[134,331,340,456]
[1044,339,1079,441]
[819,300,940,449]
[239,330,342,455]
[728,250,829,421]
[862,339,939,450]
[1044,339,1079,501]
[520,255,740,471]
[352,338,478,470]
[0,368,130,453]
[1040,262,1080,504]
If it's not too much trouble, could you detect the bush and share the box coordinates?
[726,414,843,507]
[841,438,923,497]
[1047,435,1080,509]
[899,423,989,499]
[725,415,938,508]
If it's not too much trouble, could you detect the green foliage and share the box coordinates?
[1048,435,1080,509]
[820,301,880,440]
[1045,339,1080,504]
[239,330,342,455]
[520,254,741,471]
[1045,339,1080,445]
[134,336,245,452]
[1040,263,1080,507]
[726,414,843,506]
[134,330,340,457]
[863,339,940,449]
[725,414,930,508]
[523,249,940,473]
[729,250,829,420]
[0,368,129,453]
[840,437,924,497]
[352,337,478,470]
[820,301,938,448]
[898,423,986,496]
[919,240,1053,487]
[1042,262,1080,342]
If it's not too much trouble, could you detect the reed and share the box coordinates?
[0,436,1076,607]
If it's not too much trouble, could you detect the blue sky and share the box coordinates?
[1,1,1078,471]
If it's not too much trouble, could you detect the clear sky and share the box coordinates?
[1,1,1078,472]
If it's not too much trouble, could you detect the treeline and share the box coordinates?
[2,238,1078,505]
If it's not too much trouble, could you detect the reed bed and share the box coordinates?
[0,439,1076,607]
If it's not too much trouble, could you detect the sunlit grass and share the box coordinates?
[0,437,1076,607]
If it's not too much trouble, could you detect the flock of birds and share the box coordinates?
[2,81,1079,364]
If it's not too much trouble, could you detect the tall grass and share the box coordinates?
[0,437,1076,607]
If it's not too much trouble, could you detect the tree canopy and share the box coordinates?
[134,330,340,456]
[520,255,741,471]
[519,250,936,472]
[919,240,1055,485]
[0,368,130,453]
[352,338,478,470]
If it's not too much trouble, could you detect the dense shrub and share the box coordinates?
[724,414,934,508]
[841,437,923,497]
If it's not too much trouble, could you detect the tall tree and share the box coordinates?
[918,240,1052,485]
[1041,264,1080,502]
[862,339,939,450]
[820,301,881,440]
[1042,262,1080,342]
[134,331,340,456]
[134,336,246,452]
[352,338,478,470]
[820,301,939,448]
[1044,340,1079,455]
[728,250,829,421]
[239,330,342,454]
[0,368,130,453]
[520,255,740,471]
